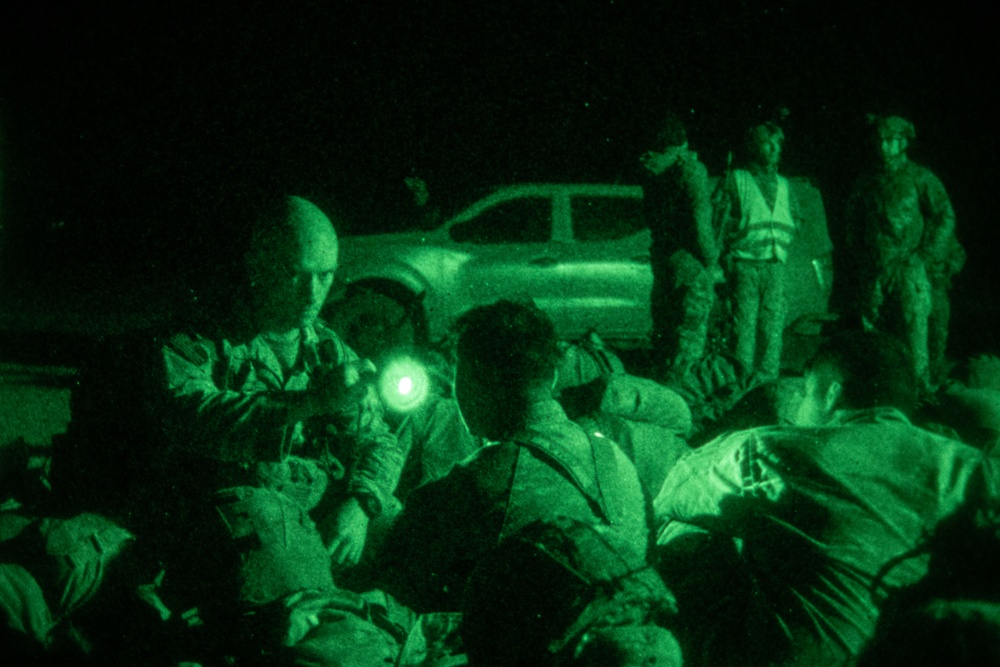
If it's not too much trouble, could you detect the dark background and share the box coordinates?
[0,0,996,352]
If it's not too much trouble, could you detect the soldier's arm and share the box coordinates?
[652,430,775,544]
[317,337,406,515]
[710,171,740,255]
[789,182,805,231]
[336,378,406,517]
[160,333,308,462]
[918,169,957,266]
[690,159,720,265]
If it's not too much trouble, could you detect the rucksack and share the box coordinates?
[461,516,680,667]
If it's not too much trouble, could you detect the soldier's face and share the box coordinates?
[792,368,839,427]
[640,146,682,176]
[880,135,908,163]
[756,136,782,168]
[284,244,338,329]
[255,230,339,331]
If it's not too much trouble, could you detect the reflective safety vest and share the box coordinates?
[730,169,796,263]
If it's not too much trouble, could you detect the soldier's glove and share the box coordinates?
[320,496,371,570]
[310,359,378,417]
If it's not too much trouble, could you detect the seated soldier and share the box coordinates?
[397,330,694,505]
[52,194,412,665]
[375,300,649,613]
[653,331,992,666]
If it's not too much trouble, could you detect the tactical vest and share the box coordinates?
[730,170,796,263]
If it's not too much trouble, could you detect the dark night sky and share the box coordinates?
[0,0,997,345]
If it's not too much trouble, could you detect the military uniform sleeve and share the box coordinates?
[335,362,407,516]
[652,429,785,545]
[917,168,957,269]
[160,332,293,463]
[309,331,405,515]
[690,159,720,266]
[711,172,741,256]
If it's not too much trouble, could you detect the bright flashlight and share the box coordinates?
[377,356,432,413]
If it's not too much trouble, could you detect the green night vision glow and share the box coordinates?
[377,356,431,413]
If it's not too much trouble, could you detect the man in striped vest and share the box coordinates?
[714,122,800,381]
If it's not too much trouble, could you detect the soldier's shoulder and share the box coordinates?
[909,161,949,188]
[682,153,710,179]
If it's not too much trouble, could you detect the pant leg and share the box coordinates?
[167,486,337,621]
[898,259,933,389]
[672,266,716,372]
[731,262,761,376]
[757,263,787,380]
[927,280,951,383]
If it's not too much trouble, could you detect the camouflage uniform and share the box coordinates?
[846,144,960,387]
[643,149,719,381]
[158,320,403,514]
[654,408,988,666]
[153,320,409,664]
[376,398,648,613]
[0,511,137,662]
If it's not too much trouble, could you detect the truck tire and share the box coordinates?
[323,286,425,361]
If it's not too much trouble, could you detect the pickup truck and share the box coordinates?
[325,180,834,360]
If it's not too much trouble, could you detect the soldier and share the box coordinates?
[845,115,963,389]
[639,113,719,383]
[653,331,989,666]
[375,300,649,613]
[714,121,800,381]
[50,195,411,665]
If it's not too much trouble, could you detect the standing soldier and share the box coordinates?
[639,113,719,384]
[845,115,963,389]
[714,121,800,381]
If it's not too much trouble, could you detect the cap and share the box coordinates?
[655,113,688,149]
[877,115,915,140]
[749,121,784,145]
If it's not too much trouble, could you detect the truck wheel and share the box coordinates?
[324,288,424,361]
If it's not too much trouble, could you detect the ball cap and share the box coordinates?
[877,115,915,140]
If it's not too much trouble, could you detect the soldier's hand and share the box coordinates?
[322,496,370,570]
[310,359,377,416]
